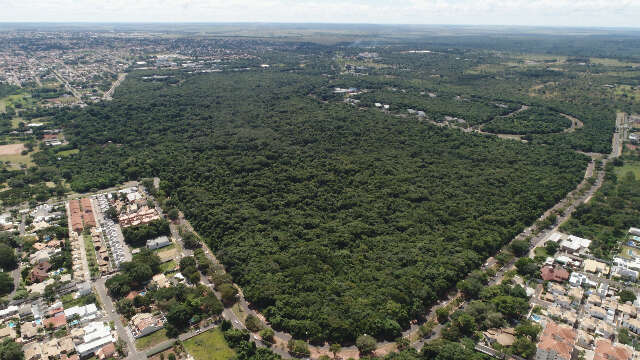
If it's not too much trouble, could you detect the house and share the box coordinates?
[43,339,61,359]
[575,330,594,350]
[58,337,75,354]
[130,313,164,338]
[29,261,52,283]
[152,273,170,288]
[146,236,171,250]
[546,306,577,326]
[535,321,576,360]
[0,326,16,340]
[64,304,98,324]
[541,266,570,282]
[595,320,614,339]
[0,306,18,319]
[75,321,114,357]
[590,306,607,320]
[560,235,591,253]
[621,317,640,335]
[594,339,632,360]
[618,303,637,319]
[96,342,115,360]
[44,313,67,329]
[21,321,40,339]
[612,266,638,281]
[24,342,43,360]
[568,287,583,304]
[555,295,572,309]
[548,232,564,243]
[549,283,566,296]
[587,294,602,306]
[77,282,91,296]
[629,228,640,237]
[569,272,597,288]
[584,259,610,275]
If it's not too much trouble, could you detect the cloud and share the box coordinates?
[0,0,639,27]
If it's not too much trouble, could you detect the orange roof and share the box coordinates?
[44,313,66,329]
[594,339,632,360]
[540,266,570,282]
[537,321,576,360]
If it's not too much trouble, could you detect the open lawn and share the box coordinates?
[615,161,640,179]
[183,328,235,360]
[159,260,177,273]
[58,149,80,157]
[136,329,169,350]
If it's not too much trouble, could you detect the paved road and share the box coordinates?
[104,73,127,100]
[95,278,145,360]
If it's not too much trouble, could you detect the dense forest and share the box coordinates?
[561,156,640,259]
[39,69,589,343]
[483,107,571,135]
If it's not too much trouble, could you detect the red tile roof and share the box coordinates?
[594,339,632,360]
[540,266,570,282]
[44,313,66,329]
[537,321,576,360]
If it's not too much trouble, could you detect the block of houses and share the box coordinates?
[547,306,577,326]
[618,303,637,319]
[24,342,43,360]
[21,321,40,340]
[535,321,576,360]
[569,272,597,288]
[594,339,632,360]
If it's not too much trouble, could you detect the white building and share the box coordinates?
[64,304,98,324]
[146,236,171,250]
[569,272,597,288]
[75,321,114,357]
[560,235,591,254]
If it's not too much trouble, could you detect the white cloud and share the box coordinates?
[0,0,638,27]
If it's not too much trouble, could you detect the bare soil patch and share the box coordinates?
[0,143,25,155]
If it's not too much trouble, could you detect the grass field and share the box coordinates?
[615,161,640,179]
[58,149,80,157]
[135,329,169,350]
[183,328,235,360]
[159,260,177,273]
[83,234,99,277]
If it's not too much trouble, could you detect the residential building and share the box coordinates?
[64,303,98,324]
[560,235,591,253]
[146,236,171,250]
[621,317,640,335]
[584,259,610,275]
[575,330,594,350]
[541,266,570,282]
[29,261,51,283]
[590,306,607,320]
[130,313,164,338]
[75,321,114,358]
[569,272,597,288]
[587,294,602,307]
[0,327,16,340]
[24,342,43,360]
[594,339,632,360]
[547,306,577,326]
[535,321,576,360]
[549,283,566,296]
[0,306,18,319]
[568,287,583,305]
[96,343,115,360]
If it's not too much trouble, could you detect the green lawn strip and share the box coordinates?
[183,328,235,360]
[135,329,169,350]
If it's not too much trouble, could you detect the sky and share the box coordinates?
[0,0,639,28]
